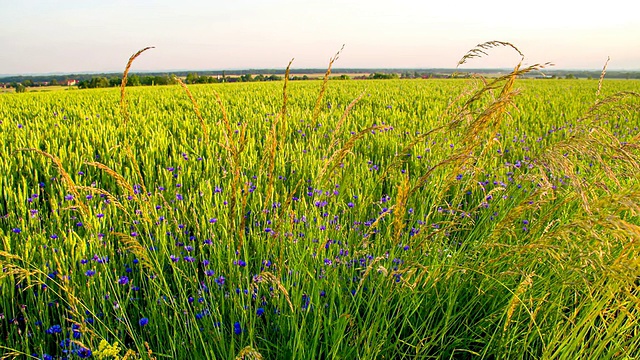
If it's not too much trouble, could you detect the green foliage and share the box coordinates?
[186,72,199,84]
[13,82,27,93]
[368,72,399,79]
[127,74,141,87]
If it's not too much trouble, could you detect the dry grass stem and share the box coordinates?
[174,76,209,143]
[121,46,154,126]
[595,56,611,102]
[312,44,345,122]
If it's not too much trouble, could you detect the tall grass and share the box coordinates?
[0,43,639,359]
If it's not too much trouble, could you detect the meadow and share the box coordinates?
[1,47,640,359]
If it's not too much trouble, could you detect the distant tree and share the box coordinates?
[186,73,199,84]
[22,79,34,87]
[195,75,215,84]
[254,74,265,82]
[89,77,109,88]
[565,74,576,80]
[140,76,154,86]
[240,73,254,82]
[267,74,282,81]
[155,75,172,85]
[127,74,141,86]
[369,72,399,80]
[109,77,121,87]
[50,79,59,86]
[15,83,27,93]
[401,71,412,79]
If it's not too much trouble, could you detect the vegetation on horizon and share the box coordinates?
[1,43,639,359]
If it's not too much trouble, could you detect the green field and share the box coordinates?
[1,72,639,359]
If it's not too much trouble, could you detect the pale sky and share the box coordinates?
[1,0,639,75]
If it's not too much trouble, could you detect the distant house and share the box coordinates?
[64,79,78,86]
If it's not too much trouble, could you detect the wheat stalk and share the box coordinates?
[457,40,524,68]
[258,271,294,312]
[236,346,264,360]
[121,46,154,126]
[174,76,209,144]
[15,148,90,224]
[312,44,345,122]
[595,56,611,102]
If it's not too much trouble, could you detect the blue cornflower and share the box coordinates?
[85,270,95,277]
[76,347,92,358]
[256,307,265,317]
[139,317,149,326]
[234,321,242,335]
[46,324,62,334]
[64,194,74,201]
[11,228,21,234]
[118,276,129,285]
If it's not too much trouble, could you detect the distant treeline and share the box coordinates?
[2,68,640,89]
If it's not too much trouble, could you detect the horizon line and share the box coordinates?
[3,66,640,78]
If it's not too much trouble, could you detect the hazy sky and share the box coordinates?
[1,0,639,75]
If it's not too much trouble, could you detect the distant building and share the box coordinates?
[64,79,78,86]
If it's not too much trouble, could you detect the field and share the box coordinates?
[1,59,640,359]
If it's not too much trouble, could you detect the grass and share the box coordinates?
[0,43,639,359]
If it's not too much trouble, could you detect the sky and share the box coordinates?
[1,0,639,75]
